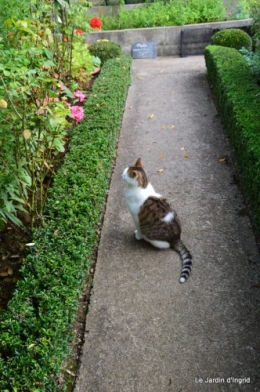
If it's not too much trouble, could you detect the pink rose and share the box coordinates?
[70,105,84,122]
[74,90,86,102]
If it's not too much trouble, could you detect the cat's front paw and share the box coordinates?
[134,230,143,240]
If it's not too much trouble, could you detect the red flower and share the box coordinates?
[90,17,102,29]
[75,29,83,34]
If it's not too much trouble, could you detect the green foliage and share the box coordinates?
[0,43,71,226]
[71,41,101,85]
[0,0,94,227]
[204,45,260,232]
[88,40,122,65]
[0,55,132,391]
[240,47,260,82]
[211,28,252,50]
[230,0,250,20]
[0,0,30,35]
[97,0,226,30]
[247,0,260,48]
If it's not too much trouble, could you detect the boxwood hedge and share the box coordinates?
[204,45,260,232]
[0,55,132,391]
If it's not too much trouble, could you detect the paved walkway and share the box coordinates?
[75,56,260,392]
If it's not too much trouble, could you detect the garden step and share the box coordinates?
[75,56,260,391]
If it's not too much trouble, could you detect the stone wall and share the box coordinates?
[84,19,252,57]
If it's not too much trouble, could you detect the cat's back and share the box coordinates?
[126,182,161,213]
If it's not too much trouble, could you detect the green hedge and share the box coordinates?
[0,55,132,391]
[204,45,260,232]
[211,28,252,51]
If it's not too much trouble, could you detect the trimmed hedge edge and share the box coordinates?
[0,55,132,391]
[204,45,260,232]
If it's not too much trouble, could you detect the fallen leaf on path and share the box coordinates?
[137,76,143,80]
[148,114,154,119]
[180,147,185,151]
[183,154,189,158]
[171,125,175,129]
[162,124,166,129]
[218,157,227,163]
[157,169,164,173]
[160,153,165,158]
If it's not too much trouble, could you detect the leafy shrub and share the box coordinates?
[88,40,122,65]
[211,28,252,50]
[97,0,226,30]
[0,55,132,391]
[71,41,101,86]
[240,47,260,83]
[0,1,92,228]
[204,45,260,232]
[248,0,260,50]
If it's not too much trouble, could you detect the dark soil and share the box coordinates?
[0,222,31,311]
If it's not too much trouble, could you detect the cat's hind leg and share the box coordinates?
[134,229,144,240]
[144,238,170,249]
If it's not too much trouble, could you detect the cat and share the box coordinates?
[122,157,193,283]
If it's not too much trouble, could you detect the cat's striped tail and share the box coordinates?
[174,239,193,283]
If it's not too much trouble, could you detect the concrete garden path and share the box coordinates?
[75,56,260,392]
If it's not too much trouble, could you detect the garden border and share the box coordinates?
[205,45,260,234]
[0,55,132,391]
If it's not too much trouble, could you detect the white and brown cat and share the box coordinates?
[122,158,193,283]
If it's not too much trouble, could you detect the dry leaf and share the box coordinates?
[148,114,154,119]
[218,157,227,162]
[44,160,51,170]
[183,154,189,158]
[162,124,166,129]
[160,153,165,158]
[180,147,185,151]
[0,99,8,109]
[137,76,143,80]
[157,169,164,173]
[22,129,31,140]
[171,125,175,129]
[8,267,13,276]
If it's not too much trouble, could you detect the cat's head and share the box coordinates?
[122,158,148,188]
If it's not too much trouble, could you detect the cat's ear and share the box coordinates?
[129,169,138,179]
[134,158,143,167]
